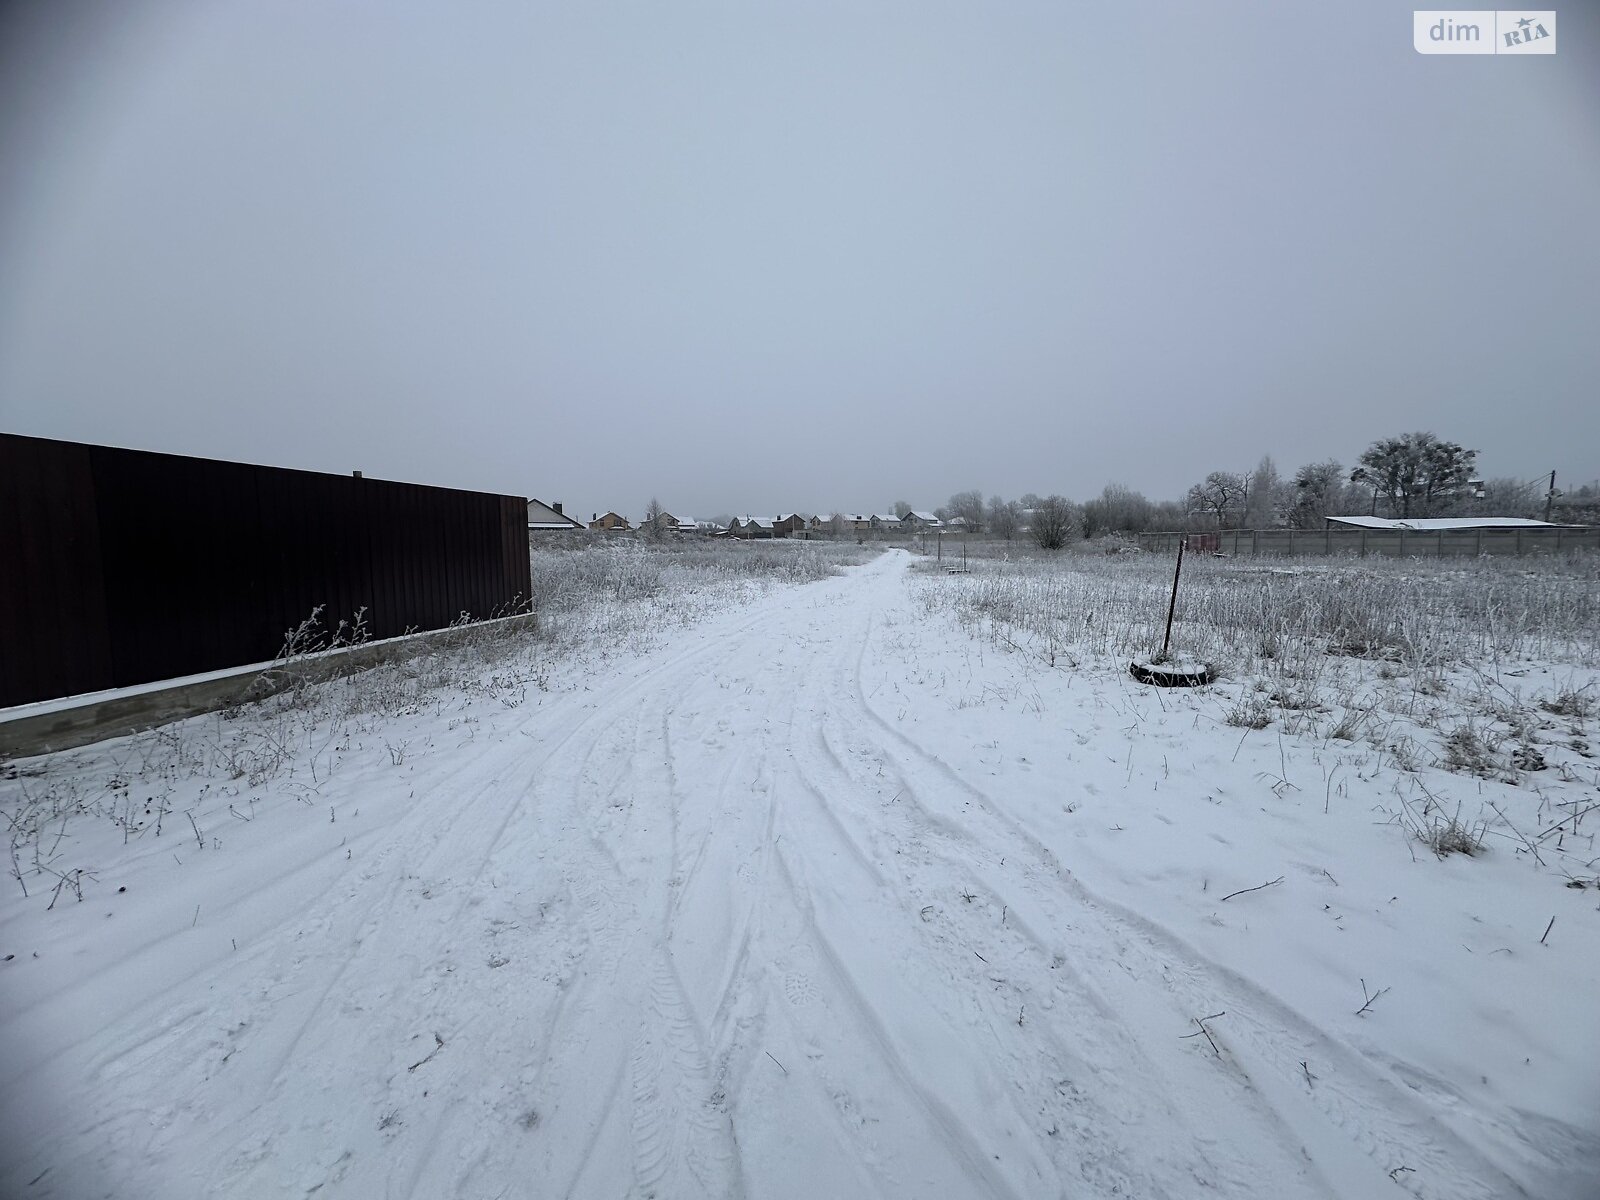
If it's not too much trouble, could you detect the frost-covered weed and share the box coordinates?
[530,539,871,613]
[915,551,1598,673]
[913,547,1600,797]
[1,539,877,904]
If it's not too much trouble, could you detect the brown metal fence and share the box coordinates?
[0,434,532,708]
[1137,526,1599,558]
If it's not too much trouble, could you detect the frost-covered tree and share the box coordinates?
[1185,472,1247,528]
[1286,460,1345,528]
[946,490,985,528]
[1081,484,1153,537]
[1245,456,1281,528]
[1352,432,1477,518]
[643,496,666,541]
[986,495,1021,541]
[1030,496,1077,551]
[1473,478,1540,518]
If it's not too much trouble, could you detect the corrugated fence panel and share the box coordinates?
[0,435,529,708]
[0,437,114,703]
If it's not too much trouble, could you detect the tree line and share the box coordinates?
[924,431,1595,550]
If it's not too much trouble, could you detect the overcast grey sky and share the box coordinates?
[1,1,1596,520]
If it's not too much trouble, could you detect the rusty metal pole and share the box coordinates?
[1161,536,1186,658]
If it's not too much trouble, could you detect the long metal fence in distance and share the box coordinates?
[0,434,531,708]
[1136,526,1598,558]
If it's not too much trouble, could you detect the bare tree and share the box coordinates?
[986,495,1021,541]
[1186,472,1247,528]
[1245,456,1280,528]
[643,496,666,541]
[1473,478,1540,518]
[1082,483,1154,537]
[1031,495,1077,551]
[892,500,912,518]
[946,490,984,529]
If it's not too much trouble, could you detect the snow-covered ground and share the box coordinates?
[2,548,1597,1199]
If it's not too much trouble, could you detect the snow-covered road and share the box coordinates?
[4,549,1593,1199]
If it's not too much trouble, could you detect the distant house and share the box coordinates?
[589,511,631,532]
[527,498,584,534]
[639,510,680,535]
[945,515,972,533]
[729,516,776,539]
[1326,516,1574,532]
[902,511,943,530]
[870,514,903,534]
[810,513,870,535]
[636,511,704,536]
[774,513,808,537]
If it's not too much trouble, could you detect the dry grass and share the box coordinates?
[2,539,878,906]
[913,550,1599,674]
[914,547,1600,809]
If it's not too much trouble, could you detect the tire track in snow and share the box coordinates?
[158,595,797,1197]
[807,707,1323,1199]
[847,567,1533,1200]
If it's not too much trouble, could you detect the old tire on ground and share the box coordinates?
[1129,660,1212,688]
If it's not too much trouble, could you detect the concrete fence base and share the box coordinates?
[0,612,538,760]
[1136,527,1598,558]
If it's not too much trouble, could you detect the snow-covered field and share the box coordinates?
[3,546,1597,1199]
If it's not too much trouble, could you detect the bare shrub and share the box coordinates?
[1029,497,1077,552]
[1541,684,1595,720]
[1403,799,1488,857]
[1328,708,1369,741]
[1226,698,1272,729]
[1442,723,1500,777]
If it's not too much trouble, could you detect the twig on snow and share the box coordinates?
[1180,1012,1226,1056]
[1355,978,1390,1017]
[1220,876,1284,903]
[408,1032,445,1073]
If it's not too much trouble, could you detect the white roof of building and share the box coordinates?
[907,511,938,522]
[871,513,902,522]
[526,498,584,529]
[1327,515,1569,531]
[734,515,775,529]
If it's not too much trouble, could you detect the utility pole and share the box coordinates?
[1544,470,1558,523]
